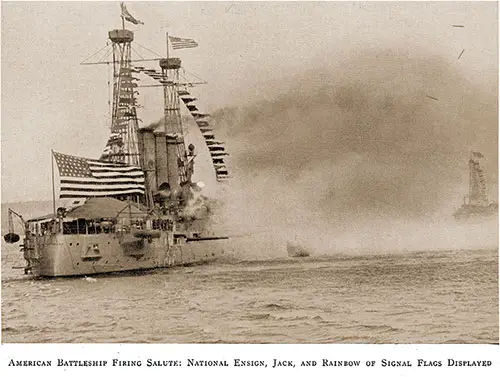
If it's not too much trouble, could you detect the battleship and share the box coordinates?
[453,151,498,221]
[3,4,230,277]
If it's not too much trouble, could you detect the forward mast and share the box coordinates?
[106,27,141,166]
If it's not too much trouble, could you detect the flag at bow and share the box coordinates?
[168,36,198,50]
[120,2,144,25]
[53,151,145,198]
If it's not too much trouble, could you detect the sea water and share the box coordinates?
[2,245,497,344]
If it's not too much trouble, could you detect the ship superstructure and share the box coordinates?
[3,3,230,277]
[453,151,498,220]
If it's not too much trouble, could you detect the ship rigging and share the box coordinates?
[79,3,229,188]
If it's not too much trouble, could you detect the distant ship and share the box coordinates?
[3,3,230,277]
[453,151,498,221]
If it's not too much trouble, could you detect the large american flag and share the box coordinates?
[168,36,198,50]
[53,152,145,199]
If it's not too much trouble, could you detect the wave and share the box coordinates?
[262,303,290,311]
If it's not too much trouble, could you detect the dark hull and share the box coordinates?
[453,203,498,221]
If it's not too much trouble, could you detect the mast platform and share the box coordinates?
[109,29,134,43]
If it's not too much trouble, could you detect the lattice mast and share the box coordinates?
[158,54,193,193]
[104,15,140,166]
[468,152,488,205]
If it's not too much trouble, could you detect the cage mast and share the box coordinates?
[158,57,193,193]
[104,25,140,166]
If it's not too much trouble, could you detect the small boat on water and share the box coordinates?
[287,240,310,258]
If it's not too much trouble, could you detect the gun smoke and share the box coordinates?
[213,47,498,255]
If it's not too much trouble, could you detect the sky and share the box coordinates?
[1,1,498,204]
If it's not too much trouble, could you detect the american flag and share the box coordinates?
[169,36,198,50]
[53,152,145,199]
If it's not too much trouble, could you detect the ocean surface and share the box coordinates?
[1,243,498,343]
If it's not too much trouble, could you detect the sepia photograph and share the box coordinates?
[1,0,498,356]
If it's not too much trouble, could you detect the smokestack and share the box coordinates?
[166,134,182,193]
[155,131,169,189]
[138,129,158,206]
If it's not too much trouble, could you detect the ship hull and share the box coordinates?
[25,233,226,277]
[453,203,499,221]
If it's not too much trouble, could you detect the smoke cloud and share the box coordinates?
[212,47,498,255]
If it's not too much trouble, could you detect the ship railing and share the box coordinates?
[56,216,173,235]
[61,218,116,235]
[26,218,58,237]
